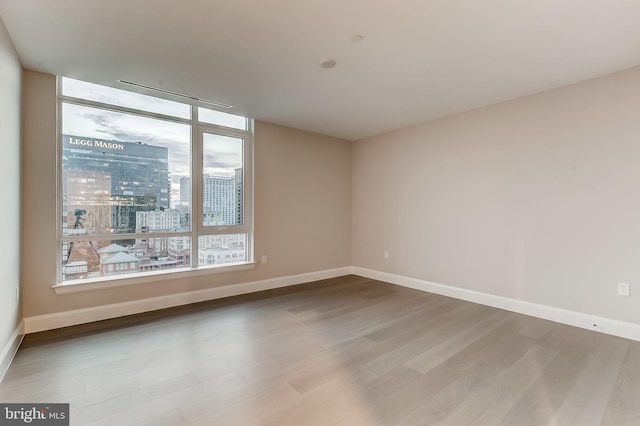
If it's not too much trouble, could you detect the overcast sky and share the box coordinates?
[62,78,244,207]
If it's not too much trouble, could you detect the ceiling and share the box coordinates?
[1,1,640,141]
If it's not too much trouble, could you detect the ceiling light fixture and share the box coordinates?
[321,59,337,69]
[117,80,233,109]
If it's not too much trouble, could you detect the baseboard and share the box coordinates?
[0,321,24,383]
[24,267,352,334]
[352,267,640,342]
[24,265,640,341]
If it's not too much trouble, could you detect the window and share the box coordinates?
[58,77,253,284]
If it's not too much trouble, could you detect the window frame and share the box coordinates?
[193,114,255,268]
[55,77,254,290]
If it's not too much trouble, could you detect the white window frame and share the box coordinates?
[193,115,255,268]
[54,77,254,293]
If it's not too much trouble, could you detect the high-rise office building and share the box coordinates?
[235,168,243,225]
[179,176,190,208]
[203,176,234,225]
[62,134,170,234]
[180,173,241,226]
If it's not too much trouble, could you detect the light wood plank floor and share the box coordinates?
[2,275,639,425]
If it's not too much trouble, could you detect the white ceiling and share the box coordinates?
[1,0,640,141]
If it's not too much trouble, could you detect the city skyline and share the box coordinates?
[60,77,249,281]
[61,100,243,206]
[61,132,245,280]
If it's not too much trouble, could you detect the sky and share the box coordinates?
[62,78,245,207]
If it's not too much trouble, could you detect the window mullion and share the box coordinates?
[192,105,201,268]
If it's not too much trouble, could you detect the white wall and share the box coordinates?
[21,70,352,319]
[353,66,640,325]
[0,16,22,376]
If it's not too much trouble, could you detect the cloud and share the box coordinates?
[65,103,244,206]
[203,151,241,170]
[67,105,193,206]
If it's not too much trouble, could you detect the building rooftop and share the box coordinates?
[97,243,129,254]
[100,252,141,264]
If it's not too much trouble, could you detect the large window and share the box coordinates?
[58,77,253,284]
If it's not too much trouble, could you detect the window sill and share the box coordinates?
[52,262,257,295]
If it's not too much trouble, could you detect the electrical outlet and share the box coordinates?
[384,251,389,259]
[261,255,267,264]
[16,286,19,302]
[618,282,630,297]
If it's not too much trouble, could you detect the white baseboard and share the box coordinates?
[0,321,24,382]
[24,267,352,334]
[352,267,640,342]
[22,265,640,342]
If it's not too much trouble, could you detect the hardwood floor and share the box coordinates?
[2,275,639,425]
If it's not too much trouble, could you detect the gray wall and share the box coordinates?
[353,66,640,325]
[17,47,640,332]
[0,16,21,365]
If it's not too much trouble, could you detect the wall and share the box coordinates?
[353,66,640,325]
[0,16,21,377]
[21,69,351,319]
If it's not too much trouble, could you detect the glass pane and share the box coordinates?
[198,107,247,130]
[201,133,243,226]
[62,103,191,235]
[198,234,247,266]
[62,77,191,119]
[61,236,191,281]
